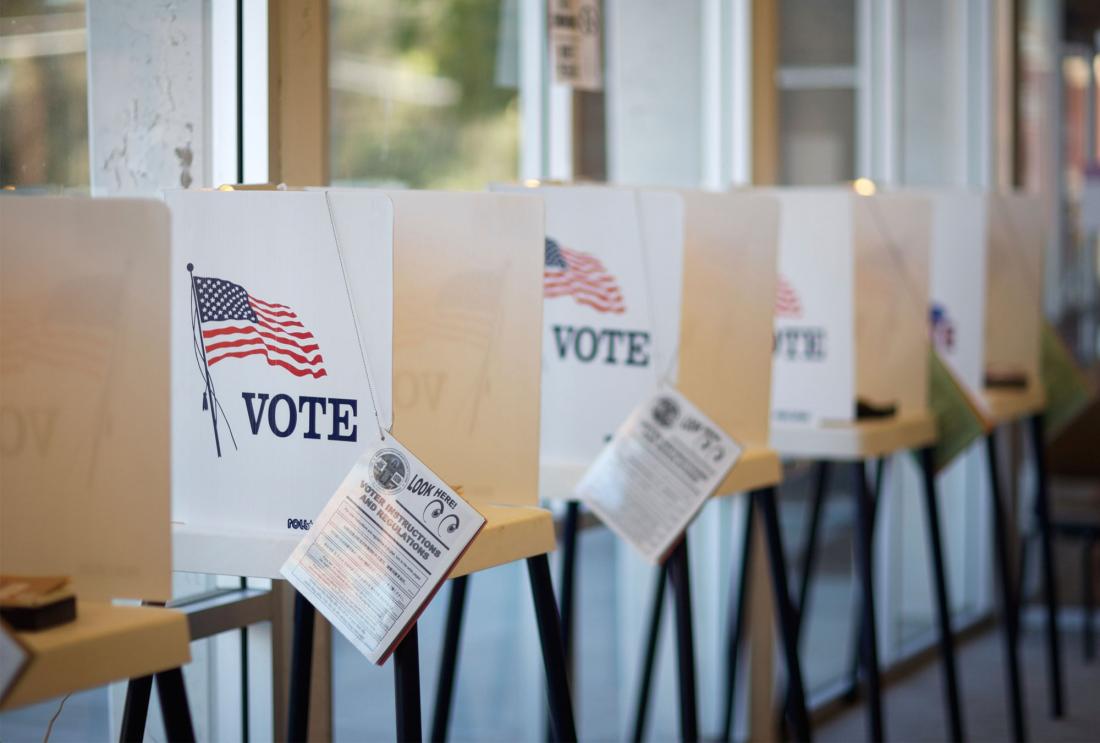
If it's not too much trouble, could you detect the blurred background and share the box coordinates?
[2,0,1098,740]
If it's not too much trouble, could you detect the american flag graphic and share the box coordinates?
[775,275,802,318]
[194,276,327,379]
[544,238,625,314]
[930,303,955,351]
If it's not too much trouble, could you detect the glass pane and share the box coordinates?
[329,0,521,189]
[0,0,88,189]
[778,88,856,185]
[779,0,856,67]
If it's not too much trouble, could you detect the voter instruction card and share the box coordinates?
[281,432,485,665]
[577,386,741,564]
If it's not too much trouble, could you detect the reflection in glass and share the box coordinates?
[330,0,520,189]
[0,1,88,188]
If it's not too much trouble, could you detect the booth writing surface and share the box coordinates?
[0,197,172,601]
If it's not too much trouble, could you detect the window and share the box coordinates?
[329,0,522,189]
[0,0,88,189]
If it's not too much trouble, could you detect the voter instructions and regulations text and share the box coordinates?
[578,386,741,563]
[281,433,485,664]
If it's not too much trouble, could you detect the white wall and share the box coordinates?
[605,0,706,187]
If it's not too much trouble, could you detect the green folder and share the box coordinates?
[925,351,986,473]
[1040,320,1093,438]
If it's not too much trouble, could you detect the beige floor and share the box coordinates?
[819,621,1100,743]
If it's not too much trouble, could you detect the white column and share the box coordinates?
[86,0,210,195]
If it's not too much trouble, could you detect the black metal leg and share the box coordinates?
[795,461,831,630]
[630,564,668,743]
[240,576,250,743]
[559,500,581,664]
[919,447,965,742]
[846,458,885,699]
[1017,530,1032,623]
[851,460,884,742]
[720,497,755,742]
[154,668,196,743]
[430,575,469,743]
[395,624,422,743]
[987,433,1028,743]
[287,590,316,743]
[754,487,812,742]
[1028,414,1065,718]
[667,537,699,743]
[119,675,153,743]
[546,500,582,742]
[1085,539,1096,662]
[786,462,829,723]
[527,554,578,743]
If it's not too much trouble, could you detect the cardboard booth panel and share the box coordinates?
[926,191,988,394]
[678,191,779,450]
[387,191,544,508]
[636,189,685,381]
[0,197,172,601]
[770,189,856,424]
[985,193,1044,392]
[167,191,394,576]
[854,193,932,416]
[494,185,682,480]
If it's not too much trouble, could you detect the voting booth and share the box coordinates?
[635,189,817,742]
[167,189,574,741]
[167,190,395,578]
[167,190,555,579]
[927,191,1046,419]
[769,188,935,452]
[926,189,1055,741]
[765,187,944,743]
[489,184,685,499]
[1,197,173,601]
[0,197,193,735]
[503,183,784,497]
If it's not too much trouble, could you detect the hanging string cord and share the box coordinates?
[323,191,387,441]
[190,286,238,450]
[632,190,680,387]
[42,693,71,742]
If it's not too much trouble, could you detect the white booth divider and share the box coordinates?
[927,191,1046,414]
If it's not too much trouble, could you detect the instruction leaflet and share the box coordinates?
[577,386,741,563]
[281,432,484,664]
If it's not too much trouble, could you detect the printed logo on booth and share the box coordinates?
[544,238,653,368]
[186,264,359,458]
[773,274,827,363]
